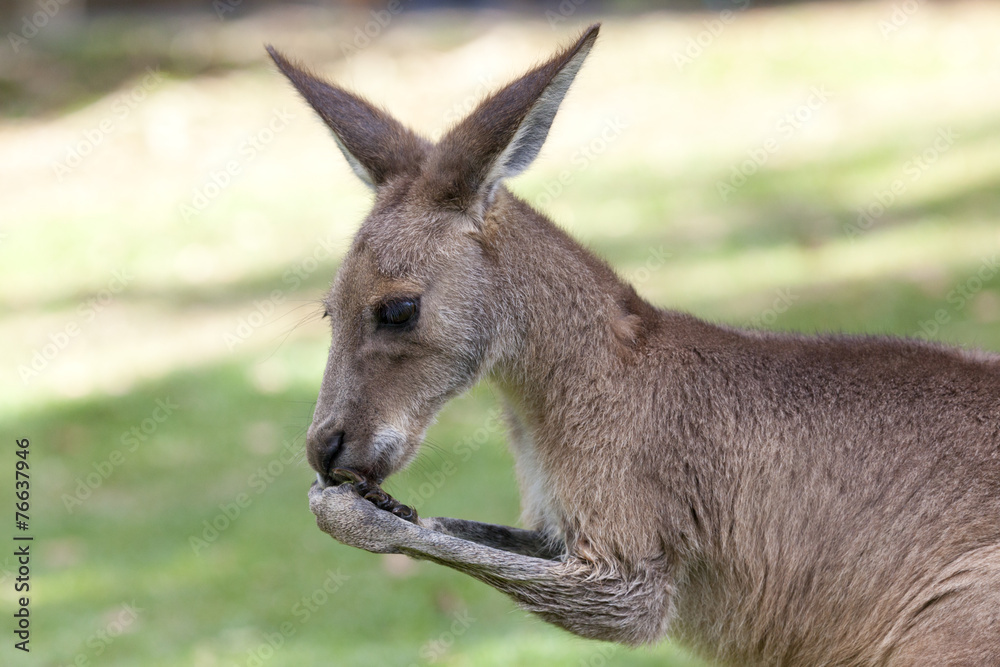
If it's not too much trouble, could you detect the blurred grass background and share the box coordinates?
[2,1,1000,665]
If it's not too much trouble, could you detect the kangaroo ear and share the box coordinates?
[424,24,599,212]
[266,45,427,189]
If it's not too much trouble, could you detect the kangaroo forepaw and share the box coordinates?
[329,467,419,524]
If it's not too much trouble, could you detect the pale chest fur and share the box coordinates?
[501,403,567,545]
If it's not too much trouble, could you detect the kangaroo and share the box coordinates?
[266,25,1000,665]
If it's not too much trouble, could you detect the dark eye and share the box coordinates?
[377,297,419,329]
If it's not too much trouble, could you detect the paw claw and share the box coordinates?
[316,467,420,524]
[363,487,388,504]
[391,504,418,523]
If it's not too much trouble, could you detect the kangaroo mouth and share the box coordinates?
[314,428,402,487]
[316,466,386,490]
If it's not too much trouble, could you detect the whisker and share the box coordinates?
[258,301,327,363]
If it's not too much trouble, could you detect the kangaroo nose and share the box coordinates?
[316,431,345,476]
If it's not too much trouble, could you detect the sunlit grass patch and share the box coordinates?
[3,3,999,664]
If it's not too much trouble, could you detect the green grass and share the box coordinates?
[3,3,1000,665]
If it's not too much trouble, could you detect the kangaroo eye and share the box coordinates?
[377,297,419,329]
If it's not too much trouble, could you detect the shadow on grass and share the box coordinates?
[22,241,997,665]
[23,347,706,666]
[14,260,337,316]
[700,268,1000,348]
[575,118,1000,267]
[2,20,255,118]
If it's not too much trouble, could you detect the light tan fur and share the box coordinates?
[267,26,1000,665]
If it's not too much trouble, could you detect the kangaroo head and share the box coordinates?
[267,26,599,484]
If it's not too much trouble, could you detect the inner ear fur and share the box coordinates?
[266,45,428,189]
[419,24,600,213]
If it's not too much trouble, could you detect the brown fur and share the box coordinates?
[268,26,1000,665]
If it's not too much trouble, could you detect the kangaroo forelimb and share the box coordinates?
[328,470,561,558]
[421,517,565,560]
[308,483,671,645]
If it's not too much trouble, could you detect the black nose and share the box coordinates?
[317,431,345,475]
